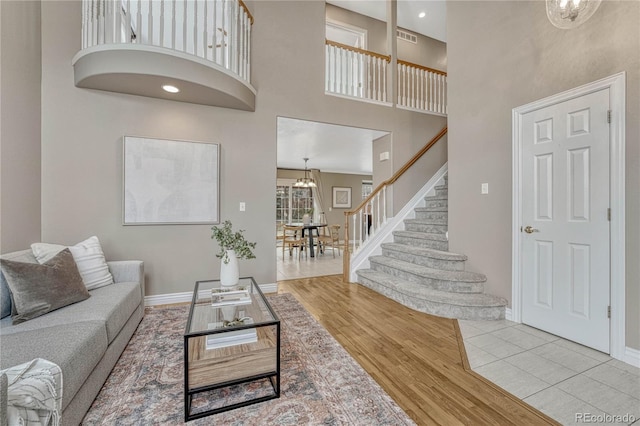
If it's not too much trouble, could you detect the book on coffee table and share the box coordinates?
[206,319,256,350]
[211,288,251,306]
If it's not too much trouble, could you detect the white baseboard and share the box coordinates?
[623,346,640,368]
[144,283,278,306]
[505,307,513,322]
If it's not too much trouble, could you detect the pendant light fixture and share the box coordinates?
[294,158,317,188]
[546,0,602,29]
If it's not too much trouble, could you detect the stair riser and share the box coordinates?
[381,248,465,271]
[369,261,484,293]
[404,223,448,234]
[415,211,448,221]
[424,199,448,209]
[435,188,448,197]
[394,235,449,251]
[357,276,505,321]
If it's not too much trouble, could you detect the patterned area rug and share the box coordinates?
[82,293,414,425]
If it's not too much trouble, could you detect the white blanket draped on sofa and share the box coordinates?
[1,358,63,426]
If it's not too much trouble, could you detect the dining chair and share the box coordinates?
[276,223,285,248]
[282,225,306,259]
[318,224,341,257]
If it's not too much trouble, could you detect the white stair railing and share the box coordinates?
[325,40,390,103]
[397,60,447,115]
[82,0,253,83]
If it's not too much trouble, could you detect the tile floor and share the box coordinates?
[459,319,640,425]
[276,243,342,281]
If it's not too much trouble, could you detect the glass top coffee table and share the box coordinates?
[183,277,280,421]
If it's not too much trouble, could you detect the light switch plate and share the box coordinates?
[481,183,489,194]
[239,202,246,211]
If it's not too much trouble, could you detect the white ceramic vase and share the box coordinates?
[302,213,311,225]
[220,249,239,287]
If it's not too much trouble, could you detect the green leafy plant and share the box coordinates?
[211,220,257,264]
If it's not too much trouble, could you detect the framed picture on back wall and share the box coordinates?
[123,136,220,225]
[332,186,351,209]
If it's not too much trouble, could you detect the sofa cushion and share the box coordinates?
[0,281,141,345]
[31,236,114,291]
[0,321,108,411]
[0,251,38,320]
[0,249,90,324]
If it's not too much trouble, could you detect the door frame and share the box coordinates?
[511,72,626,359]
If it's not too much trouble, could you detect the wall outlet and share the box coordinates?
[239,202,246,211]
[481,183,489,194]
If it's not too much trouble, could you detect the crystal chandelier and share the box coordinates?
[546,0,602,29]
[293,158,316,188]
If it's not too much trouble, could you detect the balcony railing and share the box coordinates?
[325,40,390,103]
[325,40,447,114]
[81,0,253,82]
[397,60,447,115]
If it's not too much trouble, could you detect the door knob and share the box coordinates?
[524,226,539,234]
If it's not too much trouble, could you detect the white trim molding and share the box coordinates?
[511,72,626,360]
[623,347,640,368]
[144,283,278,306]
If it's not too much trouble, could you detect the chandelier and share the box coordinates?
[294,158,316,188]
[546,0,602,29]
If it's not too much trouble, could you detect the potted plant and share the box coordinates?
[211,220,257,287]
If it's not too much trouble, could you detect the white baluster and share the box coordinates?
[382,58,387,102]
[247,14,251,81]
[382,186,387,223]
[193,0,198,56]
[204,0,209,60]
[352,215,357,254]
[125,0,132,44]
[82,0,87,48]
[170,0,175,49]
[246,13,251,79]
[221,0,227,68]
[238,7,244,75]
[159,0,165,47]
[148,0,153,45]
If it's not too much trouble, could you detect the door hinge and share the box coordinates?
[608,208,611,221]
[607,305,611,319]
[607,110,612,124]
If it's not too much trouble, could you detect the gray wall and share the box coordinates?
[38,1,446,297]
[447,1,639,349]
[326,3,446,71]
[0,1,42,253]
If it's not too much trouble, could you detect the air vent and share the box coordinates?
[397,29,417,44]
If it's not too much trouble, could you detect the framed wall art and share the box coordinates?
[332,186,352,209]
[123,136,219,225]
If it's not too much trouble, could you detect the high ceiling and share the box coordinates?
[327,0,447,42]
[277,117,390,176]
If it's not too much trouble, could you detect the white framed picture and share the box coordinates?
[123,136,219,225]
[332,186,352,209]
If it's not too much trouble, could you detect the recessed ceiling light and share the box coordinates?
[162,84,180,93]
[418,11,426,18]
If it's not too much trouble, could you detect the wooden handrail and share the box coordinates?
[238,0,254,25]
[326,39,391,62]
[397,59,446,76]
[343,126,448,282]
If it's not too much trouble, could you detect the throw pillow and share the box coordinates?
[1,272,11,319]
[0,248,90,324]
[31,236,114,290]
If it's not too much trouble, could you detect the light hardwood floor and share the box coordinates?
[278,275,560,426]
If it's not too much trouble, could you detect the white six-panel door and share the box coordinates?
[521,88,610,353]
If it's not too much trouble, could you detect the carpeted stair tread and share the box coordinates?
[415,206,448,212]
[404,218,448,226]
[424,195,448,200]
[381,243,467,262]
[357,269,506,308]
[369,255,486,283]
[394,230,448,242]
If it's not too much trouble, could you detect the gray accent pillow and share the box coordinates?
[0,272,10,319]
[0,248,90,325]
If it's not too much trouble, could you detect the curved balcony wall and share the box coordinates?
[72,0,255,111]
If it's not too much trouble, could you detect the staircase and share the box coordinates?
[355,176,508,320]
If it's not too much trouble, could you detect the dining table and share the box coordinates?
[287,223,327,257]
